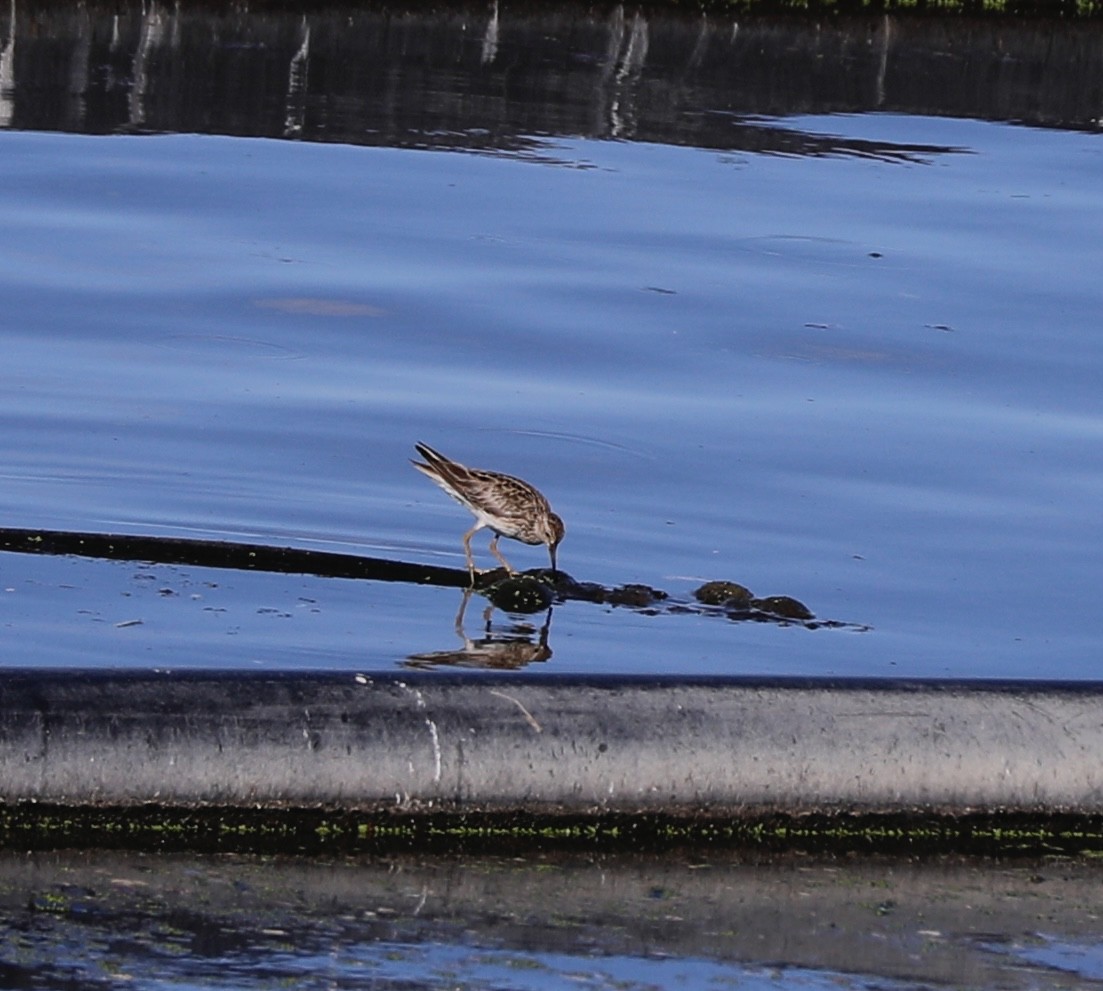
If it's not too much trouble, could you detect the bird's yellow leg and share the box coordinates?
[462,526,481,584]
[488,534,516,574]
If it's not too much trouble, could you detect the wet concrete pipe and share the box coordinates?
[1,670,1101,814]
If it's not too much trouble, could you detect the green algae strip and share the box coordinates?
[4,804,1103,857]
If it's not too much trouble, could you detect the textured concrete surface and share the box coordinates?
[2,670,1102,813]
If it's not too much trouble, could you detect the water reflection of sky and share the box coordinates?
[1001,935,1103,983]
[248,943,928,991]
[1,113,1100,678]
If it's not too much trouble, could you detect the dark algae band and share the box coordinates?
[3,805,1103,857]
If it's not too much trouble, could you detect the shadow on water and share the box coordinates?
[1,1,1101,148]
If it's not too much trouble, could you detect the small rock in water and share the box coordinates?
[568,581,608,603]
[693,581,754,607]
[752,595,813,620]
[608,584,666,607]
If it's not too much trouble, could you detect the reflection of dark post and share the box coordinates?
[592,5,625,138]
[616,12,649,85]
[130,2,171,128]
[687,14,710,72]
[611,12,648,138]
[874,15,892,108]
[285,15,310,137]
[480,0,499,67]
[64,5,91,131]
[597,7,649,139]
[0,0,13,128]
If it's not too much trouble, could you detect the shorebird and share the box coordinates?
[411,442,564,580]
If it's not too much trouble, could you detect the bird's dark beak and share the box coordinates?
[549,543,558,577]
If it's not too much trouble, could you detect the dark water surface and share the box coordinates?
[1,3,1101,678]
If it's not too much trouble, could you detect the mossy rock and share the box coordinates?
[693,580,754,607]
[484,575,555,613]
[752,595,813,620]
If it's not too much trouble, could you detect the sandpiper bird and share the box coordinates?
[411,442,564,580]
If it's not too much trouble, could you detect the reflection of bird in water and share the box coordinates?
[404,589,553,670]
[411,442,564,582]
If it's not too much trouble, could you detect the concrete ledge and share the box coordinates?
[2,670,1102,817]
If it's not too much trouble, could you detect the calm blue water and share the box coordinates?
[131,944,930,991]
[1,119,1100,676]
